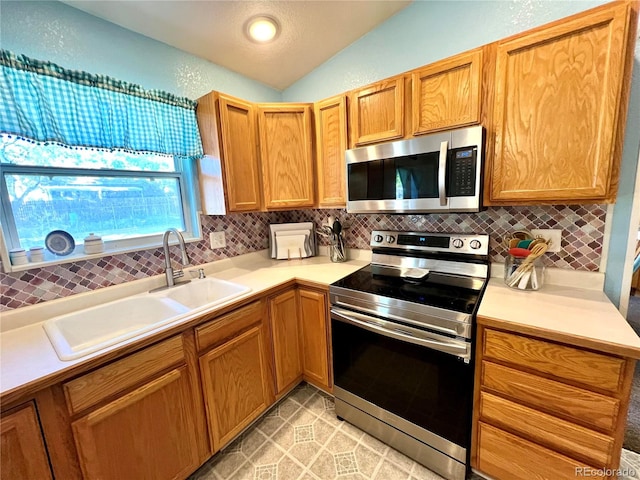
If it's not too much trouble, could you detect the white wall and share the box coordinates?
[0,0,281,102]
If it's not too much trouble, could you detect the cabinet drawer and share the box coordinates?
[64,336,185,415]
[481,361,619,432]
[196,300,264,352]
[477,422,604,480]
[483,329,625,393]
[479,391,614,467]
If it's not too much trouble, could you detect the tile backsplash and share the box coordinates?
[1,205,606,311]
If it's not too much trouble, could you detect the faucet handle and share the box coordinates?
[198,268,206,279]
[173,270,184,279]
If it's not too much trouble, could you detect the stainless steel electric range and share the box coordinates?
[329,230,490,480]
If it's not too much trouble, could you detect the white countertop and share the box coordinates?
[478,278,640,358]
[3,249,640,403]
[0,249,369,401]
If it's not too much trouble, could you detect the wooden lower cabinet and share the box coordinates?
[199,325,272,450]
[473,324,635,480]
[298,287,331,392]
[196,301,274,453]
[477,422,605,480]
[1,403,53,480]
[72,367,201,480]
[269,288,303,395]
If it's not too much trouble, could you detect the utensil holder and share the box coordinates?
[504,254,544,290]
[329,236,346,263]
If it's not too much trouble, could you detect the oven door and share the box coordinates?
[331,307,474,456]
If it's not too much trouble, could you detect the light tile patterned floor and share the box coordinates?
[190,382,640,480]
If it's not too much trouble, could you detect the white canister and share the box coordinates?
[9,248,28,266]
[29,246,45,263]
[83,233,104,254]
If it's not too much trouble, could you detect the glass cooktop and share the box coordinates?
[331,265,484,314]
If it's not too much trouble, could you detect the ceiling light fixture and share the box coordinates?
[245,15,279,43]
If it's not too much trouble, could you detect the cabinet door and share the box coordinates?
[269,289,303,394]
[72,367,200,480]
[218,94,262,212]
[349,76,404,147]
[412,48,482,135]
[490,3,632,203]
[200,325,271,450]
[298,288,331,391]
[258,104,315,209]
[314,95,347,207]
[1,403,52,480]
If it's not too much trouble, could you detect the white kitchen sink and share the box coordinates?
[43,278,251,361]
[157,278,251,311]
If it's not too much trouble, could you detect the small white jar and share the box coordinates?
[84,233,104,254]
[9,248,28,266]
[29,246,45,263]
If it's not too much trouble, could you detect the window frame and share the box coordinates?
[0,159,202,273]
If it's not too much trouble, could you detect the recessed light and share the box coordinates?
[245,15,279,43]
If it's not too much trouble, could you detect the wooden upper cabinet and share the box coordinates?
[1,403,53,480]
[349,76,404,147]
[489,2,634,203]
[258,104,315,209]
[314,95,348,207]
[411,48,483,135]
[196,92,262,213]
[217,94,262,212]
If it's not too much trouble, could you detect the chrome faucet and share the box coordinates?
[162,228,191,288]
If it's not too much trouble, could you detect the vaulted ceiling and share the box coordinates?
[63,1,412,90]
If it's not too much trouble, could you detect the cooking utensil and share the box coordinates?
[333,220,342,237]
[517,271,532,290]
[517,239,533,249]
[506,243,548,288]
[508,247,532,257]
[530,268,539,289]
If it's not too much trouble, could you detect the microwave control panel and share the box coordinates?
[448,147,477,197]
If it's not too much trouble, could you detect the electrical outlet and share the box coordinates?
[209,231,226,249]
[531,229,562,253]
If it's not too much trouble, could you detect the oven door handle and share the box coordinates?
[333,298,464,337]
[331,307,470,362]
[438,139,448,207]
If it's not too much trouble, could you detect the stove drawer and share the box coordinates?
[477,422,604,480]
[483,329,625,393]
[478,391,614,467]
[481,361,619,432]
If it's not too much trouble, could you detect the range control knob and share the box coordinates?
[470,239,482,250]
[374,235,384,243]
[452,238,464,249]
[386,235,396,244]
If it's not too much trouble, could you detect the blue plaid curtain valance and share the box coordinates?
[0,50,203,159]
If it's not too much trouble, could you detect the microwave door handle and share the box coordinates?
[330,307,469,361]
[438,140,448,206]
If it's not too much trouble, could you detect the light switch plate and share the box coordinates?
[209,231,226,249]
[531,229,562,253]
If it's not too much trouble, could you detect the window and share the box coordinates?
[0,134,200,265]
[0,50,204,270]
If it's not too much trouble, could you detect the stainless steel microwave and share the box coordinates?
[346,125,484,214]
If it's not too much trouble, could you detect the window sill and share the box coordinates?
[2,234,202,274]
